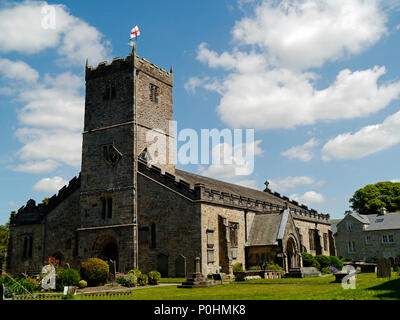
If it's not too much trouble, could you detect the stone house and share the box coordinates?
[334,208,400,263]
[4,51,335,278]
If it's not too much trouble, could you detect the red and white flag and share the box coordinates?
[130,25,140,39]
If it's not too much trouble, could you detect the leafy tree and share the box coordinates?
[350,181,400,215]
[42,198,50,205]
[0,223,10,271]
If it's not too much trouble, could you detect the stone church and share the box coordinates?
[5,50,335,278]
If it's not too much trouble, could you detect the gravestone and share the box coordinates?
[175,255,186,278]
[108,260,117,281]
[377,258,391,279]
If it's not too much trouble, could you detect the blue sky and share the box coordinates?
[1,0,400,224]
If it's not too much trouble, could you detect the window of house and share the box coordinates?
[382,234,394,244]
[323,233,328,251]
[150,84,159,103]
[150,223,156,248]
[348,241,356,254]
[206,230,214,248]
[229,222,239,248]
[346,221,353,231]
[365,236,371,245]
[207,250,215,263]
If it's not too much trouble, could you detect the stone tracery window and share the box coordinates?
[229,222,239,248]
[23,235,33,259]
[150,83,159,103]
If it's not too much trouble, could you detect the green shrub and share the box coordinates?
[301,252,315,267]
[78,280,87,288]
[120,273,137,287]
[248,266,261,270]
[56,268,80,291]
[148,271,161,285]
[18,277,41,293]
[311,259,320,269]
[233,263,243,272]
[128,268,142,278]
[320,267,331,274]
[316,255,330,269]
[329,256,344,270]
[80,258,109,287]
[137,273,148,286]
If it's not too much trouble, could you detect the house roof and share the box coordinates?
[246,213,283,246]
[364,212,400,231]
[348,212,371,224]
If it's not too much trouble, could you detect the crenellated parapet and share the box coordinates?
[138,161,198,200]
[85,53,173,86]
[10,174,81,226]
[138,161,331,223]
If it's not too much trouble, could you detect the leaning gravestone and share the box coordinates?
[377,258,391,279]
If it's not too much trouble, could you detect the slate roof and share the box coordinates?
[246,213,283,246]
[176,169,299,209]
[348,212,371,224]
[364,212,400,231]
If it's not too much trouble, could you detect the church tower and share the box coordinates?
[78,50,174,271]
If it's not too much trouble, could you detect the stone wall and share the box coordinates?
[200,204,247,276]
[137,171,201,277]
[335,215,400,261]
[293,218,332,256]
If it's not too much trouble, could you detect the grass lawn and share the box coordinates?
[74,273,400,300]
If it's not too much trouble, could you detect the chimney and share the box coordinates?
[380,206,387,215]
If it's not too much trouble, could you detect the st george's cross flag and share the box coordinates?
[130,25,140,39]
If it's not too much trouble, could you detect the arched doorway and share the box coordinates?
[92,233,119,271]
[286,237,299,269]
[157,253,169,277]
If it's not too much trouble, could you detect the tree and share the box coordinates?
[350,181,400,215]
[0,222,9,271]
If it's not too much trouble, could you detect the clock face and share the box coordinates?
[103,145,122,166]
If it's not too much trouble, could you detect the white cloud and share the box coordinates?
[33,176,68,194]
[322,109,400,161]
[199,140,263,178]
[184,76,210,93]
[281,138,320,162]
[290,191,325,205]
[391,179,400,183]
[233,0,387,70]
[0,58,39,83]
[17,72,84,131]
[192,1,400,131]
[268,175,323,193]
[8,70,84,169]
[8,201,17,207]
[11,160,61,174]
[200,49,400,129]
[0,1,111,66]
